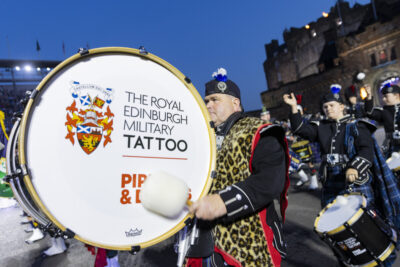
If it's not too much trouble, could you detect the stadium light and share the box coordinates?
[36,67,41,71]
[15,66,21,71]
[305,24,310,30]
[24,65,32,72]
[46,67,51,71]
[322,12,329,18]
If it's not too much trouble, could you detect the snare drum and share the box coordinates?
[7,47,216,250]
[314,193,396,266]
[291,140,312,162]
[289,150,302,174]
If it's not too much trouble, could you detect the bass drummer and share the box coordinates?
[186,68,290,267]
[284,85,398,266]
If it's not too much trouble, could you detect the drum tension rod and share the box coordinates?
[12,112,22,121]
[42,222,54,234]
[62,228,76,239]
[19,90,32,106]
[129,245,141,255]
[78,48,89,56]
[344,222,382,264]
[3,168,22,183]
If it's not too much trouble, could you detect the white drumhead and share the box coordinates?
[315,194,365,233]
[20,48,215,249]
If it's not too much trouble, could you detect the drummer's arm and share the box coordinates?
[288,112,318,142]
[365,97,384,122]
[217,134,286,222]
[346,124,374,184]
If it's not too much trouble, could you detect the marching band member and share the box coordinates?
[186,68,290,267]
[283,86,375,207]
[365,83,400,158]
[289,95,319,190]
[260,106,272,124]
[284,85,399,266]
[345,85,365,120]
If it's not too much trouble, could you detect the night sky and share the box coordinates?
[0,0,371,110]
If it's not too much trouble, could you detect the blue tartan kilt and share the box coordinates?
[310,142,321,164]
[321,164,374,208]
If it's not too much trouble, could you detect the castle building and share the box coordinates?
[261,0,400,119]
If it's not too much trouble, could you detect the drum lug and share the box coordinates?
[138,46,148,55]
[209,121,215,129]
[78,48,90,56]
[62,228,75,239]
[184,217,194,226]
[19,90,32,107]
[129,245,141,255]
[184,77,191,84]
[211,170,217,179]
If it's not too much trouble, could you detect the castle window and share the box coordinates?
[391,47,397,61]
[379,50,388,64]
[370,53,377,67]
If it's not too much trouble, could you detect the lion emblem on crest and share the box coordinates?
[65,81,114,155]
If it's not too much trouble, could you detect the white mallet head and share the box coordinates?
[140,171,189,218]
[336,195,348,206]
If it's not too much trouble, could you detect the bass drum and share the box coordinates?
[12,47,216,250]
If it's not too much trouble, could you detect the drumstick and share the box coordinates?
[140,171,191,218]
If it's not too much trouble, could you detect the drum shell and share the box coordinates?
[291,140,312,162]
[6,118,53,227]
[317,208,395,266]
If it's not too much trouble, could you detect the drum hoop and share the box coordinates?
[314,193,366,235]
[291,140,309,148]
[374,243,396,266]
[17,47,216,250]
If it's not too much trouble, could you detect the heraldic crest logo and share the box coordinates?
[65,81,114,155]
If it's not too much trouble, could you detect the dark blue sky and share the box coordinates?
[0,0,370,110]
